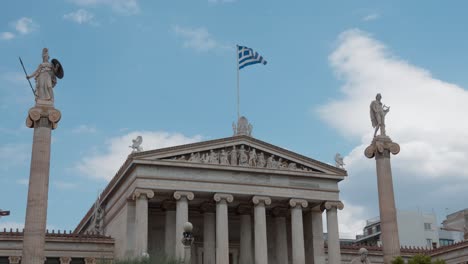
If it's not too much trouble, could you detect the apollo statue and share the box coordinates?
[370,93,390,137]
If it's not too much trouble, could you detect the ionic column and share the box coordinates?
[271,207,288,264]
[200,202,216,264]
[132,188,154,257]
[237,204,253,264]
[162,200,176,258]
[252,196,271,264]
[174,191,195,261]
[321,201,344,264]
[8,256,21,264]
[304,206,325,264]
[214,193,234,264]
[22,106,61,264]
[84,258,96,264]
[289,199,308,264]
[59,257,71,264]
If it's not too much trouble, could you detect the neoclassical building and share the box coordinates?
[74,124,348,264]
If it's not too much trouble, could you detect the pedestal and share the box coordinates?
[22,103,61,264]
[365,135,401,264]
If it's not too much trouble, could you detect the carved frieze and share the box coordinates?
[161,144,318,172]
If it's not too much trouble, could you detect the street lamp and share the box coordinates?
[0,209,10,218]
[181,222,194,264]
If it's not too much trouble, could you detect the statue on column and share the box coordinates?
[350,248,372,264]
[26,48,64,103]
[370,93,390,137]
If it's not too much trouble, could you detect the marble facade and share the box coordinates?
[74,135,347,264]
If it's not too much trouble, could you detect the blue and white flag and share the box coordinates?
[238,45,267,70]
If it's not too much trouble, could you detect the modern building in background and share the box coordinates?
[442,208,468,241]
[356,210,464,248]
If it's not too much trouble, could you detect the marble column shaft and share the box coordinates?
[174,191,194,260]
[272,207,288,264]
[238,205,253,264]
[201,203,216,264]
[304,207,325,264]
[289,199,308,264]
[23,105,61,264]
[321,201,343,264]
[163,201,176,258]
[133,189,154,257]
[214,193,234,264]
[252,196,271,264]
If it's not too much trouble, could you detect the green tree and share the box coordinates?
[392,256,405,264]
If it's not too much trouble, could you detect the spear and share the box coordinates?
[18,57,36,96]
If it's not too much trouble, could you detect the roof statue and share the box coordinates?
[232,116,253,136]
[350,248,372,264]
[130,136,143,153]
[370,93,390,137]
[334,153,345,169]
[26,48,64,104]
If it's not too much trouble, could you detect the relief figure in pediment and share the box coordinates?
[229,146,238,165]
[209,150,219,164]
[188,152,201,162]
[278,158,287,169]
[288,162,297,170]
[257,152,266,168]
[266,155,275,169]
[239,145,248,166]
[249,148,257,167]
[220,150,229,165]
[201,153,209,163]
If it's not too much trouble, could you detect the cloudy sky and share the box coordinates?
[1,1,468,239]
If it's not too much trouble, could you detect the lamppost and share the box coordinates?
[0,209,10,218]
[181,222,194,264]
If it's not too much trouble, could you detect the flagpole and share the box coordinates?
[236,45,240,121]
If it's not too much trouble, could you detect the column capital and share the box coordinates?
[365,136,400,159]
[173,191,194,201]
[8,256,21,264]
[214,193,234,203]
[200,202,216,213]
[132,188,154,200]
[289,198,308,208]
[237,204,252,215]
[252,196,271,206]
[320,201,344,211]
[26,105,61,130]
[161,200,176,211]
[271,206,289,217]
[59,257,72,264]
[84,258,96,264]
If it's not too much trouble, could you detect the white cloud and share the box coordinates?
[63,9,96,25]
[72,125,97,134]
[173,25,229,52]
[0,144,29,171]
[0,32,15,40]
[16,178,29,185]
[317,29,468,237]
[338,201,368,239]
[76,131,203,181]
[362,13,379,21]
[13,17,38,35]
[69,0,139,15]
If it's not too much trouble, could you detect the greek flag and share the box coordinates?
[238,45,267,70]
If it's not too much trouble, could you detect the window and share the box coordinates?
[426,239,432,247]
[424,223,431,230]
[376,225,381,232]
[439,239,454,246]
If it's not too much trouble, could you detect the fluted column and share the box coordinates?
[162,200,176,258]
[22,106,61,264]
[214,193,234,264]
[59,257,71,264]
[200,202,216,264]
[174,191,195,261]
[304,206,325,264]
[8,256,21,264]
[321,201,344,264]
[238,204,253,264]
[132,188,154,257]
[252,196,271,264]
[289,199,308,264]
[271,207,288,264]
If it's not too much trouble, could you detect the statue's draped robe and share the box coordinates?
[32,62,56,101]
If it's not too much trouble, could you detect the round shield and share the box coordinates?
[51,58,64,79]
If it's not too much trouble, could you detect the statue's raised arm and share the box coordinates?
[370,93,390,137]
[26,48,64,104]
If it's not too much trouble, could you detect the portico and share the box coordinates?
[74,134,347,264]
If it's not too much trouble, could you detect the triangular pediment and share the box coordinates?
[131,136,346,176]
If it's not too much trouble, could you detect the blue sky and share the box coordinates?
[2,1,468,238]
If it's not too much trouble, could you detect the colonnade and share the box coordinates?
[130,188,344,264]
